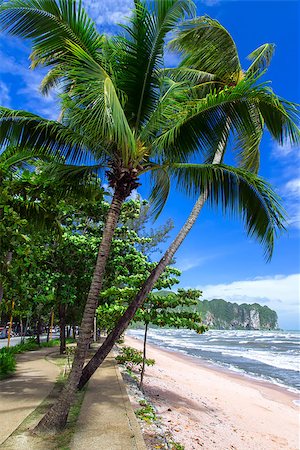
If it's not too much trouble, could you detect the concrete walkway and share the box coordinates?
[0,347,146,449]
[0,347,60,445]
[71,353,146,450]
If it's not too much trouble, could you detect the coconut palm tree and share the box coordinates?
[77,17,300,388]
[0,1,298,431]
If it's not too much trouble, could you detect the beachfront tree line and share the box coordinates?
[0,0,299,433]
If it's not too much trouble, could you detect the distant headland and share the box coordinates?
[197,298,278,330]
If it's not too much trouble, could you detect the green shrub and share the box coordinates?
[135,400,157,423]
[0,349,16,379]
[115,346,155,372]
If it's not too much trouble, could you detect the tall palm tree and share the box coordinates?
[77,17,300,388]
[0,1,298,431]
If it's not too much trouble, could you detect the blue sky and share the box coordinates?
[0,0,299,329]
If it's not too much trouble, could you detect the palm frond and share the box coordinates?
[0,107,104,164]
[256,91,300,146]
[159,67,217,86]
[169,162,286,260]
[148,166,171,219]
[55,40,136,163]
[0,0,103,69]
[246,43,275,77]
[152,79,300,162]
[115,0,195,128]
[40,161,105,198]
[170,15,241,83]
[0,146,38,173]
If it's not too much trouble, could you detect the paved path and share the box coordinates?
[0,347,60,445]
[71,353,146,450]
[0,347,146,449]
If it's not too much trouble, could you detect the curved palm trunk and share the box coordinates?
[35,189,125,433]
[139,321,149,390]
[78,141,228,390]
[78,187,209,387]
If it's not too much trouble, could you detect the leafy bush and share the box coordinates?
[115,346,155,372]
[135,400,157,423]
[0,348,17,379]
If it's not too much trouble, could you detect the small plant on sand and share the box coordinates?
[169,441,185,450]
[116,346,155,375]
[135,400,157,423]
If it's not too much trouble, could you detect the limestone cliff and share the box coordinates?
[197,299,278,330]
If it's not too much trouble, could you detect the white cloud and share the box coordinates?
[177,255,215,272]
[0,49,59,119]
[284,178,300,196]
[82,0,133,26]
[194,274,300,328]
[0,81,11,107]
[272,142,299,160]
[281,177,300,229]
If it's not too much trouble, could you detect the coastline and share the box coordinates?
[125,335,299,450]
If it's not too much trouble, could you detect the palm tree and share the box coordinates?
[77,17,300,388]
[0,1,298,431]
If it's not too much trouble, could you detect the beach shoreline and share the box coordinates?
[124,335,299,450]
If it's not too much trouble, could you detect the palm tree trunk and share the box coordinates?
[139,321,149,390]
[35,189,125,433]
[78,144,227,390]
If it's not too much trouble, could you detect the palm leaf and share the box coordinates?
[246,43,275,77]
[115,0,195,129]
[0,0,103,68]
[168,162,286,260]
[55,40,136,163]
[0,107,105,164]
[148,166,171,219]
[153,80,300,162]
[170,15,241,83]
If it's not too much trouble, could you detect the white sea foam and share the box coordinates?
[127,329,300,388]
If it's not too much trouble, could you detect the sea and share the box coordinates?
[127,328,300,396]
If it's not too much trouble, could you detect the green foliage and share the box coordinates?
[135,400,157,423]
[135,288,206,334]
[0,348,16,379]
[115,346,155,372]
[170,442,185,450]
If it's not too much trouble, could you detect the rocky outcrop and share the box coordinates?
[197,299,278,330]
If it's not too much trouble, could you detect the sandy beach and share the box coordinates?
[125,335,300,450]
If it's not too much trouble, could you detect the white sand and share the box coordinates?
[125,335,300,450]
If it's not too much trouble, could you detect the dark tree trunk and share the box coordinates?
[22,314,30,344]
[78,142,226,389]
[20,317,23,340]
[139,321,148,390]
[36,318,41,346]
[59,303,67,354]
[46,311,52,343]
[35,188,125,433]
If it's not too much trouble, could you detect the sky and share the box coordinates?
[0,0,299,329]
